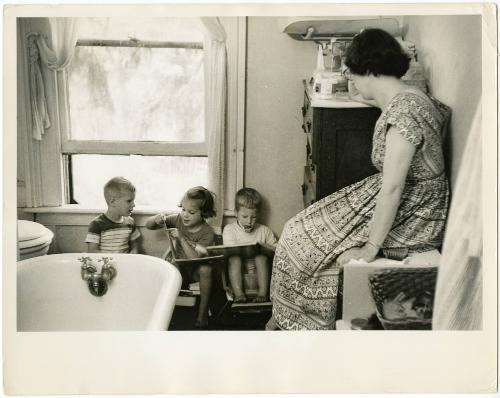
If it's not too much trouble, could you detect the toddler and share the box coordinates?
[223,188,277,303]
[86,177,140,253]
[145,186,216,328]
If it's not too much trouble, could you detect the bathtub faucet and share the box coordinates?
[78,256,117,297]
[79,256,97,280]
[99,257,117,281]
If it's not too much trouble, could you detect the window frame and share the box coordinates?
[18,16,246,215]
[60,38,208,157]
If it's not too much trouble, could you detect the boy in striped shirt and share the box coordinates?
[85,177,141,253]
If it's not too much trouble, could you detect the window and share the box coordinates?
[18,16,244,212]
[63,17,208,209]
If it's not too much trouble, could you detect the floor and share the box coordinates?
[168,278,271,330]
[168,285,272,331]
[168,305,272,331]
[168,265,273,331]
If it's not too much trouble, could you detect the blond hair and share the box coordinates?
[235,187,262,211]
[103,177,135,204]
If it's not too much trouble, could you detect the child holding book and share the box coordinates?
[145,186,216,328]
[85,177,141,253]
[223,188,277,303]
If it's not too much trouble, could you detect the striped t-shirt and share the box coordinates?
[85,214,141,253]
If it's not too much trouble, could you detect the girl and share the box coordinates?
[146,186,216,329]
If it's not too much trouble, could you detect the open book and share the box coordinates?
[173,255,225,267]
[206,242,275,259]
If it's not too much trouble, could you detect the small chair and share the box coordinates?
[217,247,274,317]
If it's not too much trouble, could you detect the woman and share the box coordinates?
[268,29,451,330]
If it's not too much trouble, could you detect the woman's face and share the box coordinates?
[350,73,373,100]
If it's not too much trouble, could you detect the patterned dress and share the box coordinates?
[270,89,451,330]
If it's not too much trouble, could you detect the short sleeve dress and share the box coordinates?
[269,88,451,330]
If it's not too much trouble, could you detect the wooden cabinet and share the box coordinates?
[301,89,381,207]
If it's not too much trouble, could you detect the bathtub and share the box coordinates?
[17,253,182,331]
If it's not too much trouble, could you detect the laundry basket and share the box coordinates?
[368,267,438,330]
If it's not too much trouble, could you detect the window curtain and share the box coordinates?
[432,99,482,330]
[26,18,79,140]
[200,17,227,234]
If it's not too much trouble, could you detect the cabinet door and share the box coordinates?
[315,107,381,200]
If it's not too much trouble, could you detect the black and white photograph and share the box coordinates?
[4,2,497,395]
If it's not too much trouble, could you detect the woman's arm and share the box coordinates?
[368,126,416,246]
[337,126,416,266]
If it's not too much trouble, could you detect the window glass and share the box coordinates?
[65,18,209,210]
[66,17,204,142]
[71,155,208,209]
[76,17,203,42]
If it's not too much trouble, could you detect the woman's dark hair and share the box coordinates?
[181,186,217,219]
[344,28,411,78]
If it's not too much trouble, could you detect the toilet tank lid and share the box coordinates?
[18,220,53,242]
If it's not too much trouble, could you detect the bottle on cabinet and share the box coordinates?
[312,44,348,99]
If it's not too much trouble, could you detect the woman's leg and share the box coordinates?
[228,255,246,302]
[254,254,269,302]
[196,264,212,327]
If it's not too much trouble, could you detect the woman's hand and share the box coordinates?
[336,244,379,267]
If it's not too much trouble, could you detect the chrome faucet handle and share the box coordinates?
[79,257,97,282]
[78,256,92,266]
[99,256,113,267]
[99,257,116,281]
[79,256,97,274]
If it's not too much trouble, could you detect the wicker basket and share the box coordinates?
[368,267,438,330]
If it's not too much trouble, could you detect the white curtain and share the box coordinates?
[26,18,79,140]
[432,99,483,330]
[200,17,227,234]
